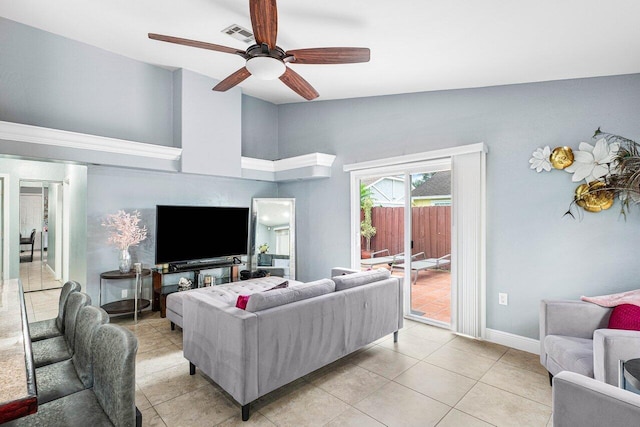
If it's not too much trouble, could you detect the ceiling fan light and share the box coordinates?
[246,56,286,80]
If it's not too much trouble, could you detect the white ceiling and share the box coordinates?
[2,0,640,104]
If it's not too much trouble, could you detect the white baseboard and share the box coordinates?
[485,328,540,355]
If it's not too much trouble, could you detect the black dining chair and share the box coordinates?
[20,228,36,262]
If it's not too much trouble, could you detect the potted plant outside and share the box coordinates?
[360,195,376,258]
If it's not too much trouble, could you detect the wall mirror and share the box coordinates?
[250,198,295,280]
[19,180,65,292]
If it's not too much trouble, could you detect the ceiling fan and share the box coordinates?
[148,0,370,101]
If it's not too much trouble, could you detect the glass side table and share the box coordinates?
[619,359,640,393]
[99,268,152,320]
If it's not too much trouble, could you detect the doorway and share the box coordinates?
[347,144,487,338]
[354,161,452,327]
[19,180,64,292]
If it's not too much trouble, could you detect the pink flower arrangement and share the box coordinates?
[102,210,147,250]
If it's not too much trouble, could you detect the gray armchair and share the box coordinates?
[552,371,640,426]
[540,299,640,386]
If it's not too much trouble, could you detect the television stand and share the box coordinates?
[152,263,243,317]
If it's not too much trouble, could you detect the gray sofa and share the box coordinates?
[175,267,402,421]
[540,299,640,385]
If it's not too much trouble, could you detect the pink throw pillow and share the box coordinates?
[236,295,251,310]
[235,281,289,310]
[608,304,640,331]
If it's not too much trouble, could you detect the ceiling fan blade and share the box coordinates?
[279,67,319,101]
[286,47,371,64]
[250,0,278,49]
[213,67,252,92]
[148,33,245,56]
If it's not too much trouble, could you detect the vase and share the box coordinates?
[118,249,132,273]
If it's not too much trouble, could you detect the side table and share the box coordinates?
[99,269,152,317]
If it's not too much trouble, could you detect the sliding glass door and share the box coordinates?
[406,170,451,325]
[353,159,452,327]
[348,145,486,337]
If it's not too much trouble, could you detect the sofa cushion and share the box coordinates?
[332,268,391,291]
[608,304,640,331]
[330,267,360,277]
[166,276,303,316]
[236,281,289,310]
[245,279,335,312]
[544,335,594,377]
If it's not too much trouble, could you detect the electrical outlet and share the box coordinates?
[498,293,508,306]
[121,289,128,298]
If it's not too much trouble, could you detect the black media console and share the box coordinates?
[152,260,244,317]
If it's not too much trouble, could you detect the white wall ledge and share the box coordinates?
[0,120,182,161]
[241,153,336,182]
[0,120,335,182]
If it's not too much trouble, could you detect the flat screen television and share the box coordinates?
[155,205,249,266]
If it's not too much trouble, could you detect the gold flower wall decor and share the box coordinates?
[550,147,574,169]
[574,181,614,212]
[529,128,640,217]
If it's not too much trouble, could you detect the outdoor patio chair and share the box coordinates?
[360,249,405,269]
[393,253,451,285]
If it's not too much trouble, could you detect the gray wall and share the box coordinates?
[66,164,88,285]
[278,74,640,338]
[242,96,279,160]
[178,69,242,177]
[0,17,174,147]
[86,165,277,306]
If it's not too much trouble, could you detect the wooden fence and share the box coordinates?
[362,206,451,259]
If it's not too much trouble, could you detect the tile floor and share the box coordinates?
[28,292,553,427]
[23,287,63,322]
[20,250,63,293]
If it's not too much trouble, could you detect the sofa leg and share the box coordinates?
[393,331,399,343]
[170,322,175,331]
[242,404,250,421]
[190,362,196,375]
[548,371,553,386]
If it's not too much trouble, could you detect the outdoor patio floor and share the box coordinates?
[400,269,451,323]
[362,262,451,324]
